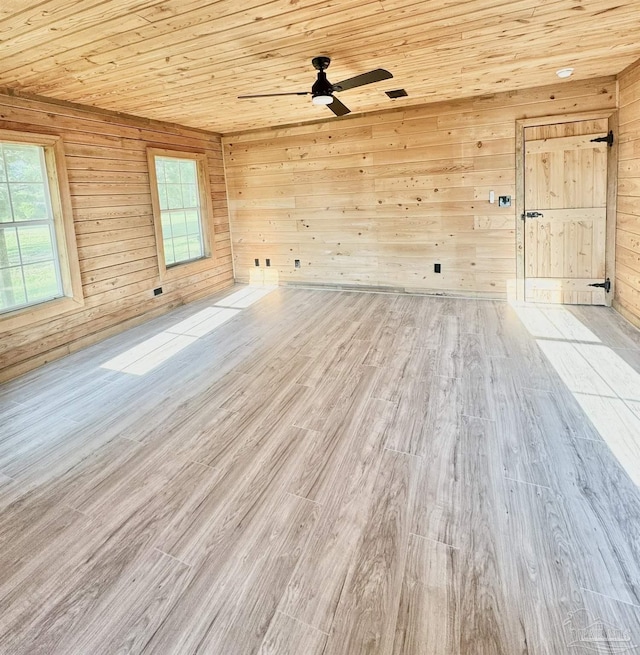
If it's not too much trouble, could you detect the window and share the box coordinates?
[147,149,214,279]
[0,142,62,312]
[155,156,204,266]
[0,130,82,325]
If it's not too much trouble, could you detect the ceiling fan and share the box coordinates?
[238,56,393,117]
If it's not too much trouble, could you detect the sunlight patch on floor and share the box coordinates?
[514,303,640,487]
[101,286,276,376]
[214,285,276,309]
[513,304,601,342]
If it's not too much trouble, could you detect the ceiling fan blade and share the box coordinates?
[327,96,351,117]
[333,68,393,92]
[238,92,309,98]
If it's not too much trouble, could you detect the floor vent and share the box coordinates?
[385,89,408,99]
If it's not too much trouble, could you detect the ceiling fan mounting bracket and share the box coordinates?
[312,56,331,71]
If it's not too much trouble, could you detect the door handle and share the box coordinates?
[521,211,544,219]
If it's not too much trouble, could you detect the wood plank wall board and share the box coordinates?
[0,93,234,383]
[616,60,640,327]
[223,77,617,297]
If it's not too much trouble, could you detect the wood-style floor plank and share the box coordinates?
[282,397,394,632]
[322,448,418,655]
[411,374,464,545]
[453,417,528,654]
[1,285,640,654]
[48,549,191,655]
[392,534,459,655]
[258,611,327,655]
[141,492,318,654]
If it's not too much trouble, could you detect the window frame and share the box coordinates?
[0,129,83,331]
[147,147,215,281]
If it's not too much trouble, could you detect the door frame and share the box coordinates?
[515,110,618,305]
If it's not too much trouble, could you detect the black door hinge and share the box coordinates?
[588,278,611,293]
[590,130,614,147]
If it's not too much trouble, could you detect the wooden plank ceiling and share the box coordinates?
[0,0,639,134]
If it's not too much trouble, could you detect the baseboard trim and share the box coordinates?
[279,280,506,301]
[612,299,640,331]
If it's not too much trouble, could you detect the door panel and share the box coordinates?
[524,118,609,305]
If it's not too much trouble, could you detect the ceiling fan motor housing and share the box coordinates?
[312,70,334,98]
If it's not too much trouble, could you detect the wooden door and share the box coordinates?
[524,119,609,304]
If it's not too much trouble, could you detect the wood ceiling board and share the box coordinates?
[5,0,618,91]
[28,2,544,102]
[0,0,639,133]
[0,3,632,74]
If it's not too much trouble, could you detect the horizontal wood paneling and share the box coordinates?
[616,60,640,327]
[0,93,233,382]
[224,78,617,296]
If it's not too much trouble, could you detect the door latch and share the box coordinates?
[590,130,614,147]
[588,278,611,293]
[521,211,544,220]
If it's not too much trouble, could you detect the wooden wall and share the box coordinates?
[616,61,640,327]
[0,93,233,382]
[224,77,616,296]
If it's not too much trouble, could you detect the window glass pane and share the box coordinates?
[158,183,168,210]
[160,214,172,239]
[172,236,190,263]
[0,153,5,180]
[23,261,59,302]
[0,267,26,310]
[164,160,181,183]
[182,184,198,208]
[0,227,21,267]
[185,210,200,235]
[17,225,54,263]
[163,239,176,266]
[154,158,166,183]
[179,160,197,184]
[165,184,183,210]
[0,185,11,222]
[169,211,187,237]
[187,235,204,260]
[11,183,48,221]
[4,144,44,183]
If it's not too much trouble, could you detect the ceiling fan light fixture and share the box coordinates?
[312,94,333,105]
[556,67,574,79]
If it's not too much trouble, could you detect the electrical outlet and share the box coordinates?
[499,195,511,207]
[153,287,163,296]
[254,258,260,266]
[434,264,441,273]
[295,259,301,268]
[266,258,271,267]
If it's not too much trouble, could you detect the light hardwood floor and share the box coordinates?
[1,285,640,654]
